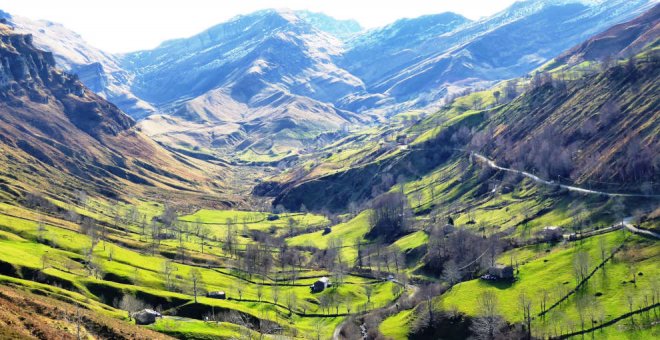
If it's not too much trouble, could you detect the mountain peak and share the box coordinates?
[294,10,363,40]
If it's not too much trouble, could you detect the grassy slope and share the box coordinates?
[0,199,404,339]
[440,232,658,336]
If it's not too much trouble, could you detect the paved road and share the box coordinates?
[472,153,660,198]
[622,217,660,239]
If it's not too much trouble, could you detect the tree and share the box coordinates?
[286,292,297,315]
[190,268,203,303]
[519,291,532,339]
[493,90,501,104]
[236,284,244,301]
[365,285,374,308]
[611,197,626,227]
[625,289,636,325]
[471,291,504,340]
[504,80,517,100]
[419,284,442,324]
[36,218,46,242]
[40,253,50,270]
[162,260,177,291]
[271,284,280,306]
[150,220,160,256]
[117,294,146,321]
[256,284,264,302]
[367,192,410,242]
[199,226,209,254]
[442,260,461,286]
[598,236,608,264]
[287,217,296,236]
[576,294,591,333]
[573,250,590,286]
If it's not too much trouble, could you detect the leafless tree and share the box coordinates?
[368,192,411,242]
[162,260,177,291]
[573,250,590,286]
[442,260,461,286]
[256,284,264,302]
[286,292,297,315]
[471,291,504,340]
[271,284,280,306]
[36,218,46,242]
[189,268,203,303]
[519,291,533,339]
[117,294,147,320]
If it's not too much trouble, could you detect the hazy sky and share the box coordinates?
[0,0,519,53]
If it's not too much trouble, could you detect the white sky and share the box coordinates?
[0,0,519,53]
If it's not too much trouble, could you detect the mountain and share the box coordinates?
[549,3,660,67]
[2,0,653,160]
[338,0,654,111]
[0,23,225,202]
[340,12,471,87]
[0,10,156,119]
[264,42,660,211]
[122,9,371,154]
[295,10,363,40]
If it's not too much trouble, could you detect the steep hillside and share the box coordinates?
[0,10,156,119]
[264,48,659,212]
[482,56,659,188]
[340,12,471,87]
[0,24,226,203]
[123,9,371,154]
[340,0,653,111]
[4,1,651,162]
[549,3,660,67]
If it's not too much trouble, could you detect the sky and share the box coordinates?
[0,0,519,53]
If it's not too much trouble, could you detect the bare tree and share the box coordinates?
[271,284,280,306]
[625,289,636,325]
[442,260,461,286]
[236,284,244,301]
[573,250,590,287]
[36,218,46,242]
[117,294,146,321]
[519,291,532,339]
[190,268,203,303]
[286,292,297,315]
[256,284,264,302]
[471,291,504,340]
[365,285,374,308]
[367,192,411,242]
[162,260,177,291]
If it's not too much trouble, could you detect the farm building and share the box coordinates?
[207,291,226,299]
[310,277,331,293]
[488,264,514,280]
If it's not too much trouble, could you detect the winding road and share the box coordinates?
[621,217,660,239]
[472,152,660,198]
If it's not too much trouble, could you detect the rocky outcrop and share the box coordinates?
[0,25,133,139]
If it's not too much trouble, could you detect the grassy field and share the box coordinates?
[287,210,372,265]
[440,232,658,338]
[379,309,415,340]
[0,200,402,339]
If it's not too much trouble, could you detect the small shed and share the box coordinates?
[207,291,226,299]
[488,265,514,280]
[310,277,331,293]
[132,309,161,325]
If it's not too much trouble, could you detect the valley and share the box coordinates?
[0,1,658,339]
